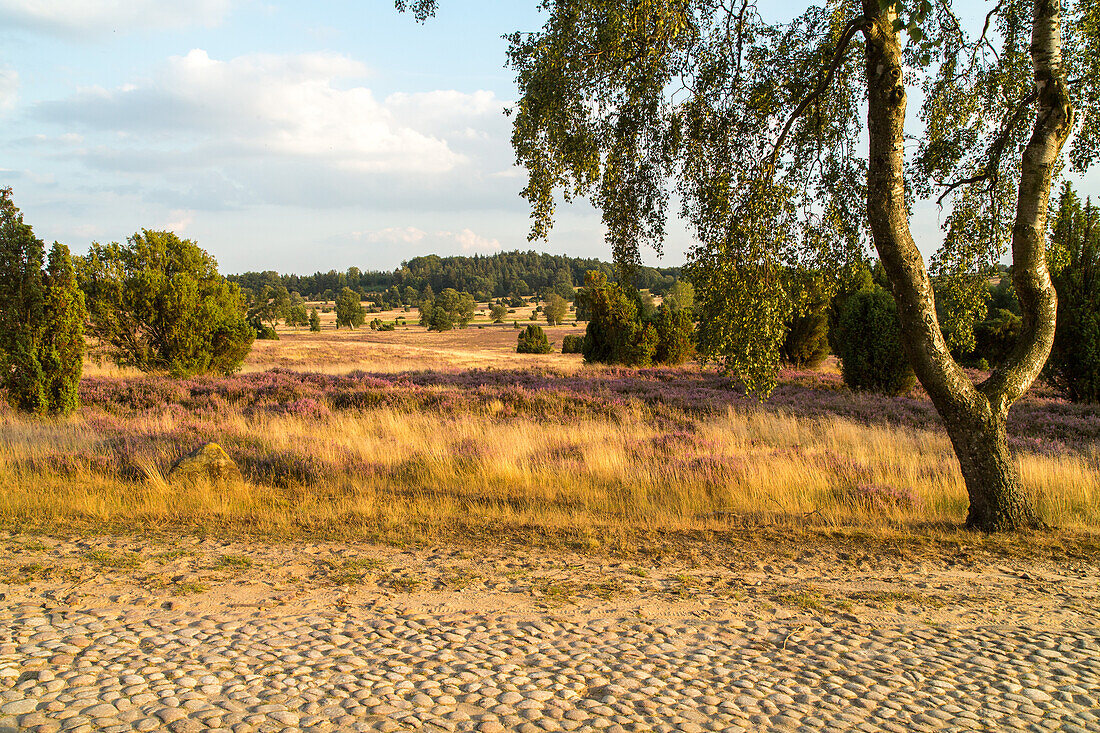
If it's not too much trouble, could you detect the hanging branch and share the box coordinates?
[935,88,1039,205]
[765,14,867,172]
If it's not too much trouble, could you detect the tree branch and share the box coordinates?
[766,15,866,171]
[935,88,1039,206]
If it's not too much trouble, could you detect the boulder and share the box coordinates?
[169,443,242,484]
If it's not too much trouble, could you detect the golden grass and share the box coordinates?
[83,319,589,376]
[1,399,1097,547]
[12,324,1098,556]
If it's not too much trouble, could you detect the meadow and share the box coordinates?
[4,308,1100,554]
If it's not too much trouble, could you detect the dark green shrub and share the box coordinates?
[255,324,279,340]
[780,310,829,368]
[0,217,87,415]
[835,287,915,395]
[973,308,1020,367]
[517,325,551,354]
[827,264,875,354]
[39,242,86,414]
[580,271,657,366]
[1046,184,1100,402]
[308,308,321,332]
[780,270,829,369]
[561,334,584,354]
[78,230,252,376]
[654,305,694,365]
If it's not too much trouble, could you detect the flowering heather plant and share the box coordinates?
[70,363,1100,465]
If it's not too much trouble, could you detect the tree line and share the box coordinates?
[229,251,682,304]
[5,181,1100,417]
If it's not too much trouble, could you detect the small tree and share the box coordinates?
[663,280,694,314]
[517,324,551,354]
[974,309,1021,368]
[335,287,365,329]
[0,188,46,412]
[286,303,309,328]
[426,288,476,331]
[581,271,657,366]
[1046,184,1100,402]
[561,334,584,353]
[490,303,508,323]
[654,305,694,365]
[0,190,87,414]
[308,307,322,332]
[835,288,915,396]
[780,273,830,369]
[41,243,86,413]
[79,231,253,376]
[544,293,567,325]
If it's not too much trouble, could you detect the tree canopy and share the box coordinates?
[78,231,254,376]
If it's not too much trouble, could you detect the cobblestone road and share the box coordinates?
[2,605,1099,733]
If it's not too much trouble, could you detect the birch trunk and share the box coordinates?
[861,0,1073,531]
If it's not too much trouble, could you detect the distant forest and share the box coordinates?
[229,251,683,302]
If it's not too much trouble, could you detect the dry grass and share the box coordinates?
[84,316,588,377]
[0,400,1097,543]
[8,325,1100,553]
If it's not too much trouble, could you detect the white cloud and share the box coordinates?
[34,49,495,196]
[347,226,501,254]
[158,209,195,233]
[361,227,429,244]
[0,0,235,36]
[0,66,17,111]
[444,228,500,252]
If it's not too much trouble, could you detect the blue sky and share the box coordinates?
[0,1,1092,274]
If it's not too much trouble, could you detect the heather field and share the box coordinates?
[2,325,1099,551]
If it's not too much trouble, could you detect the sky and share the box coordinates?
[0,1,1093,275]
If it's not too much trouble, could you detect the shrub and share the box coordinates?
[580,271,657,366]
[517,325,551,354]
[490,303,508,323]
[255,325,280,340]
[779,271,830,369]
[1046,183,1100,402]
[78,230,252,376]
[834,287,915,395]
[973,308,1020,367]
[0,189,87,414]
[562,334,585,354]
[39,243,86,414]
[308,308,321,332]
[780,310,829,368]
[654,304,694,365]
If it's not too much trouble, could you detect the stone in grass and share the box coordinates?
[169,443,242,484]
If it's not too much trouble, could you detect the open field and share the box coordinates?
[11,323,1100,544]
[4,320,1100,733]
